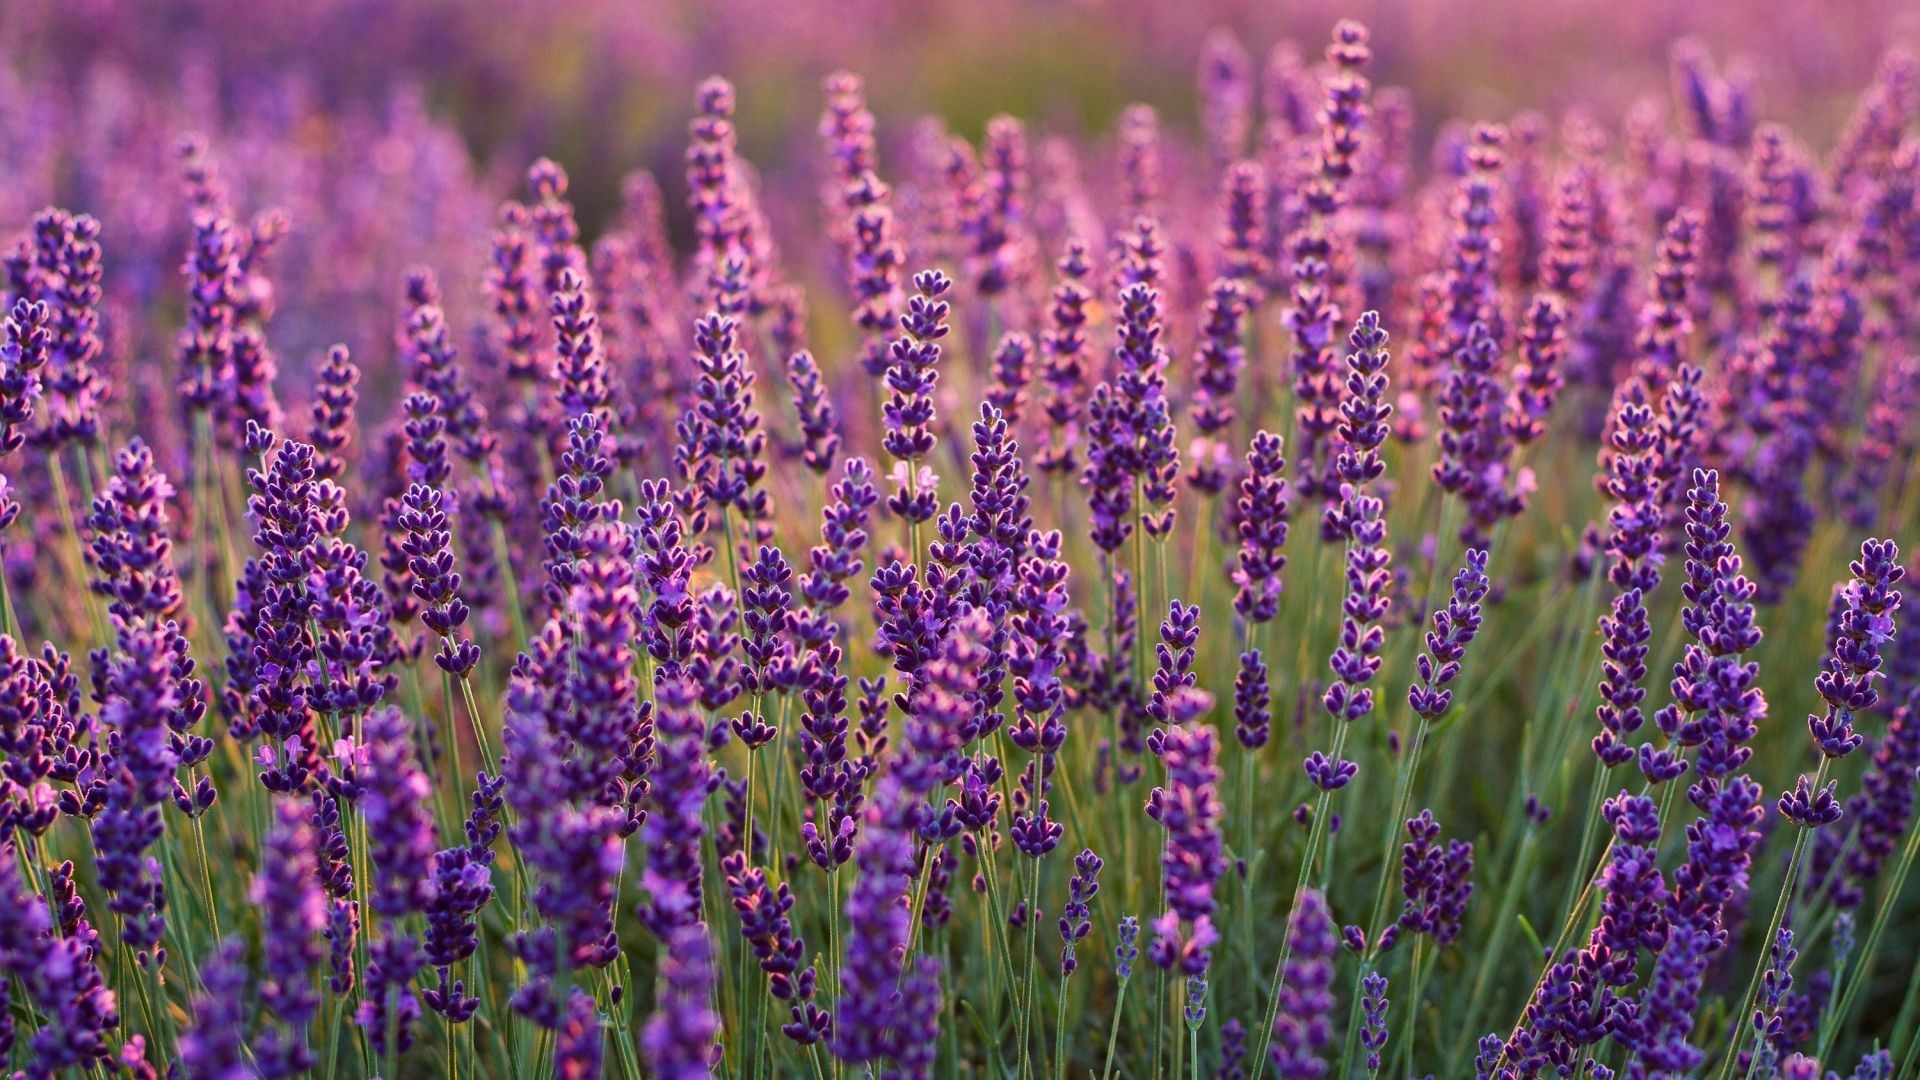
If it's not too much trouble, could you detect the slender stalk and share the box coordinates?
[1728,759,1831,1080]
[1099,974,1133,1080]
[1815,793,1920,1062]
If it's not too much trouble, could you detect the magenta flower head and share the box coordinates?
[1649,468,1765,785]
[881,269,952,526]
[1233,431,1290,624]
[1188,278,1252,494]
[642,924,720,1079]
[1806,538,1903,759]
[1408,548,1490,721]
[1396,810,1474,944]
[1198,29,1253,166]
[91,616,179,967]
[0,298,51,456]
[1145,719,1226,975]
[251,799,325,1075]
[832,777,917,1066]
[1058,848,1103,976]
[1270,887,1337,1078]
[1036,242,1093,476]
[360,705,436,921]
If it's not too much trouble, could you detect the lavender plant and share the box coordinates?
[3,11,1920,1080]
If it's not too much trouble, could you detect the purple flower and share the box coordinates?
[87,440,213,791]
[549,266,611,425]
[639,673,709,939]
[1235,649,1272,750]
[91,616,178,966]
[1408,548,1490,721]
[1504,296,1568,447]
[1010,532,1069,859]
[1036,242,1093,475]
[1114,914,1141,981]
[541,411,621,609]
[360,705,435,921]
[1221,1017,1249,1080]
[527,158,586,305]
[1198,29,1253,165]
[967,115,1032,299]
[1651,364,1709,555]
[1148,601,1210,727]
[555,987,605,1080]
[1740,281,1819,604]
[1628,922,1713,1074]
[677,309,771,565]
[1836,693,1920,903]
[0,298,51,456]
[1806,538,1903,758]
[251,799,325,1075]
[1146,720,1226,975]
[0,838,119,1074]
[307,344,360,483]
[398,482,480,677]
[1632,208,1700,388]
[421,842,494,1023]
[1188,278,1252,494]
[1270,888,1336,1078]
[325,896,360,998]
[643,923,720,1078]
[356,932,425,1060]
[172,210,237,416]
[1749,926,1797,1075]
[178,939,249,1078]
[881,270,952,527]
[244,434,328,791]
[503,684,624,1026]
[1232,431,1290,623]
[1360,971,1389,1073]
[1509,790,1667,1070]
[1396,810,1474,944]
[832,777,916,1066]
[1318,314,1394,744]
[786,349,843,474]
[400,269,493,472]
[32,210,106,450]
[1427,123,1507,523]
[1058,847,1103,976]
[724,849,829,1045]
[486,204,542,385]
[1637,472,1758,797]
[1592,385,1661,771]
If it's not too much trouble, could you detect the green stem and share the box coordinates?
[1815,781,1920,1062]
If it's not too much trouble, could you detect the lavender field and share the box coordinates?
[4,1,1920,1077]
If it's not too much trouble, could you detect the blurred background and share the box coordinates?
[3,0,1915,370]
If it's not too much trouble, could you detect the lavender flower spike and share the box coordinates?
[1806,538,1903,759]
[1270,888,1337,1078]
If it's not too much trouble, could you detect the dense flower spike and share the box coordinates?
[1396,810,1473,943]
[1188,278,1251,494]
[92,617,178,965]
[1651,468,1765,783]
[253,799,325,1075]
[881,269,952,529]
[1804,539,1903,760]
[642,924,720,1079]
[1408,548,1489,720]
[1147,717,1226,975]
[1270,888,1337,1078]
[1592,384,1662,770]
[1233,431,1290,623]
[1312,312,1394,791]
